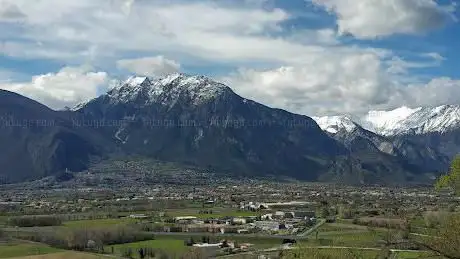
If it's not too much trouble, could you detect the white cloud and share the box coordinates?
[403,77,460,107]
[0,0,457,116]
[386,55,443,75]
[117,56,181,77]
[0,0,293,65]
[309,0,455,39]
[0,1,25,22]
[224,61,460,117]
[223,52,397,116]
[0,66,108,109]
[422,52,446,62]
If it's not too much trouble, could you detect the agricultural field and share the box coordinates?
[107,238,190,258]
[284,247,431,259]
[0,242,63,258]
[1,180,458,258]
[304,228,390,248]
[8,252,117,259]
[62,218,139,228]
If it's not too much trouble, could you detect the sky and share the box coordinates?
[0,0,459,117]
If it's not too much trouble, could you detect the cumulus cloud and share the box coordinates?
[0,1,26,22]
[0,0,292,65]
[403,78,460,107]
[386,55,444,75]
[0,66,109,109]
[222,52,397,116]
[117,56,181,77]
[223,62,460,117]
[309,0,455,39]
[0,0,457,116]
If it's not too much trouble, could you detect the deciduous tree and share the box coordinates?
[436,155,460,195]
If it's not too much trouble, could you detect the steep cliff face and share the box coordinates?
[75,74,349,181]
[0,90,112,183]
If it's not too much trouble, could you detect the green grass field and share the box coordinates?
[7,251,118,259]
[107,238,189,258]
[393,251,434,259]
[317,223,365,232]
[285,247,430,259]
[0,242,63,258]
[62,218,139,228]
[302,230,386,248]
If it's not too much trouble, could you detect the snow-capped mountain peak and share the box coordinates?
[361,106,421,136]
[124,76,150,87]
[312,115,358,134]
[107,73,230,106]
[362,105,460,136]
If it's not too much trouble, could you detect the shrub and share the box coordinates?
[424,211,448,228]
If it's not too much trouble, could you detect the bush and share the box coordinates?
[8,215,62,227]
[424,211,448,228]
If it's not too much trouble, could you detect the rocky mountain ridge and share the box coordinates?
[1,73,458,184]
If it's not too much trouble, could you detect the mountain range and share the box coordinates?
[1,73,458,184]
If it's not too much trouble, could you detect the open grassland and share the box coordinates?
[7,251,117,259]
[62,218,139,228]
[285,247,431,259]
[107,238,189,258]
[0,242,63,258]
[393,251,434,258]
[302,230,387,248]
[317,223,369,232]
[284,248,381,259]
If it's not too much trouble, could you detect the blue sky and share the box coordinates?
[0,0,459,116]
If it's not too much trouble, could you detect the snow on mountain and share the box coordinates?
[361,106,421,136]
[107,73,230,106]
[312,116,358,134]
[362,105,460,136]
[71,100,91,111]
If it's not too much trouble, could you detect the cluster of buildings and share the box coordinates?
[168,210,316,235]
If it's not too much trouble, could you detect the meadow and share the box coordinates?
[0,242,63,258]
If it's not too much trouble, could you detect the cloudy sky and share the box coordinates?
[0,0,459,117]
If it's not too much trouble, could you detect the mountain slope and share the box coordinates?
[362,105,460,168]
[2,73,450,184]
[313,116,396,154]
[74,73,437,184]
[312,115,425,183]
[0,90,114,183]
[76,74,351,181]
[363,105,460,136]
[313,115,449,178]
